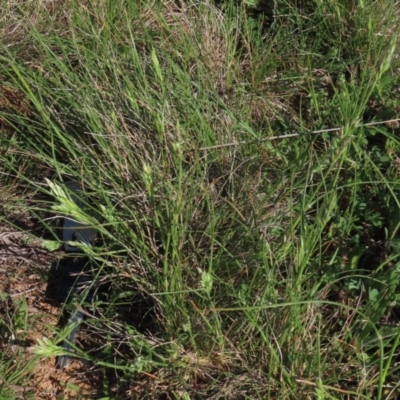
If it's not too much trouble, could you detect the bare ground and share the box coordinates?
[0,220,103,399]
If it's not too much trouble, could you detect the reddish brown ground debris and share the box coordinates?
[0,86,33,130]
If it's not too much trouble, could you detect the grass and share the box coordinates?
[1,0,400,398]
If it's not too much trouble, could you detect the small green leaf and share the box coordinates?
[65,383,81,393]
[151,48,163,84]
[39,239,62,251]
[369,288,379,302]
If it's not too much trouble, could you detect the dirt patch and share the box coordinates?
[0,86,33,131]
[0,222,103,399]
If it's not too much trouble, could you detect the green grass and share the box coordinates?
[1,0,400,398]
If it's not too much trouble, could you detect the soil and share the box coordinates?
[0,222,103,399]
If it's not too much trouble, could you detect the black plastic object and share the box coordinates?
[56,308,84,369]
[55,181,97,369]
[55,256,89,368]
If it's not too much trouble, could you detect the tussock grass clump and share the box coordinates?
[1,0,400,398]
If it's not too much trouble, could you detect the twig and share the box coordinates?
[10,288,38,298]
[0,380,34,393]
[199,118,400,150]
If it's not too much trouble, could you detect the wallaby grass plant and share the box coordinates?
[1,0,400,398]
